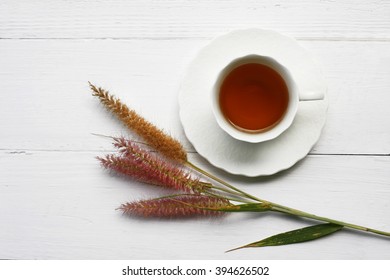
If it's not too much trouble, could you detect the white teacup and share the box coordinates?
[211,54,324,143]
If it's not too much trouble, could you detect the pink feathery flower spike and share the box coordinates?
[98,138,204,193]
[119,194,232,218]
[98,154,163,187]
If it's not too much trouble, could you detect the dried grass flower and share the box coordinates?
[98,138,205,193]
[119,194,232,218]
[89,82,187,163]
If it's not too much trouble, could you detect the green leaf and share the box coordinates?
[227,223,343,252]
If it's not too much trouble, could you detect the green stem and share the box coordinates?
[186,161,390,238]
[271,205,390,237]
[186,161,262,203]
[202,189,253,204]
[201,183,254,203]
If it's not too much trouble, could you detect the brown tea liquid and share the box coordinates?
[219,63,289,132]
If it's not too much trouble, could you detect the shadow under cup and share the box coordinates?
[211,55,299,143]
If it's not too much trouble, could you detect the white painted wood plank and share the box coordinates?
[0,39,389,154]
[1,0,389,40]
[1,151,389,259]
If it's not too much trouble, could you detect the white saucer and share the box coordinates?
[178,29,328,177]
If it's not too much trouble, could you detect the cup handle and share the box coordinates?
[299,90,325,101]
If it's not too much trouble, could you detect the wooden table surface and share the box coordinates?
[1,0,389,259]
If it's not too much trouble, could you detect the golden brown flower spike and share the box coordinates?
[89,82,187,163]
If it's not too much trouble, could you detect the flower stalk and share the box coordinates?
[90,82,390,246]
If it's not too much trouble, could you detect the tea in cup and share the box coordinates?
[211,54,324,143]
